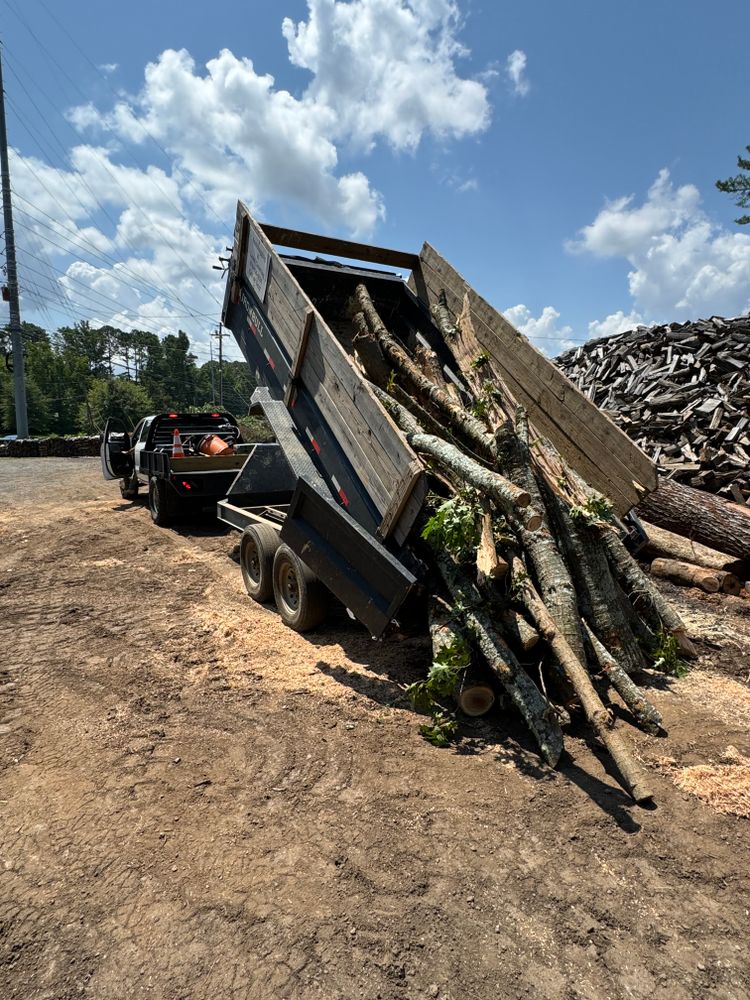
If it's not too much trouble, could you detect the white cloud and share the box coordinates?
[12,1,492,349]
[506,49,529,97]
[569,169,750,320]
[587,310,645,340]
[504,303,578,355]
[282,0,490,152]
[98,63,119,75]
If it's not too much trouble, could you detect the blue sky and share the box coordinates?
[2,0,749,362]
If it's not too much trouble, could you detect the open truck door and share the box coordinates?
[100,417,134,482]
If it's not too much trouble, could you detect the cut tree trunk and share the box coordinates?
[640,520,747,577]
[355,284,497,463]
[650,558,742,596]
[457,664,496,717]
[599,527,698,659]
[638,477,750,561]
[436,552,563,766]
[369,385,542,528]
[583,621,664,736]
[510,555,654,804]
[476,502,509,585]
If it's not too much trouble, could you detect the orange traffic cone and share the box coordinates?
[172,428,185,458]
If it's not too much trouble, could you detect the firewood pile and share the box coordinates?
[557,316,750,503]
[0,436,100,458]
[342,284,700,805]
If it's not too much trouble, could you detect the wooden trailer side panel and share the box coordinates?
[233,204,424,540]
[411,243,658,515]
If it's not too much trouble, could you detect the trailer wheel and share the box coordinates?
[240,524,279,602]
[148,476,175,527]
[272,544,327,632]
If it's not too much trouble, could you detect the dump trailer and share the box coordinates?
[216,203,657,638]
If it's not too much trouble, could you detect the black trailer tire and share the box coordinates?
[272,544,327,632]
[240,524,280,602]
[120,475,139,500]
[148,476,175,527]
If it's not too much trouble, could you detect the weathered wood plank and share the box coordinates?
[260,223,419,271]
[412,244,657,513]
[239,206,424,537]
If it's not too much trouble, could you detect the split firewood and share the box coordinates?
[352,311,391,388]
[476,501,509,585]
[640,520,747,576]
[650,557,742,596]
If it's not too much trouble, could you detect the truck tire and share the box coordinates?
[120,475,139,500]
[272,544,327,632]
[148,476,175,527]
[240,524,280,602]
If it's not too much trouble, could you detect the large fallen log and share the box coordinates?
[640,519,748,576]
[638,477,750,561]
[650,558,742,596]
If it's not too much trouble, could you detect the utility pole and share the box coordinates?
[209,337,216,406]
[212,324,226,408]
[0,45,28,438]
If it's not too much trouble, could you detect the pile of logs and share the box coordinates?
[557,316,750,502]
[345,284,700,806]
[0,436,100,458]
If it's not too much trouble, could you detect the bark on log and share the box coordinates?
[599,527,699,660]
[638,477,750,561]
[436,553,563,766]
[476,502,509,585]
[547,490,646,676]
[352,312,391,388]
[640,520,748,576]
[504,408,587,669]
[650,558,742,596]
[510,556,654,804]
[582,621,664,736]
[415,343,461,404]
[369,385,542,528]
[355,284,497,463]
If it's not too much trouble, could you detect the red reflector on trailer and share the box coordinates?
[181,480,192,490]
[338,489,349,507]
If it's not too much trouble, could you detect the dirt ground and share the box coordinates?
[2,458,749,1000]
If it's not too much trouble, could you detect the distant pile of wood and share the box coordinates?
[558,316,750,502]
[0,436,100,458]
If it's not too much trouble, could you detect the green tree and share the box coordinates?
[78,378,154,434]
[716,145,750,225]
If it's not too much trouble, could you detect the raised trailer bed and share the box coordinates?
[218,204,657,637]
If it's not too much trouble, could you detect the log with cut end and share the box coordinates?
[638,477,750,561]
[476,502,509,585]
[510,555,655,804]
[436,553,563,766]
[650,557,742,596]
[355,283,497,463]
[457,665,496,717]
[640,520,747,577]
[369,384,542,528]
[583,621,664,736]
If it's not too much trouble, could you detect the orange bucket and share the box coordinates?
[198,434,234,456]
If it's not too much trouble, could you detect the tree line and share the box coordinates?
[0,321,258,436]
